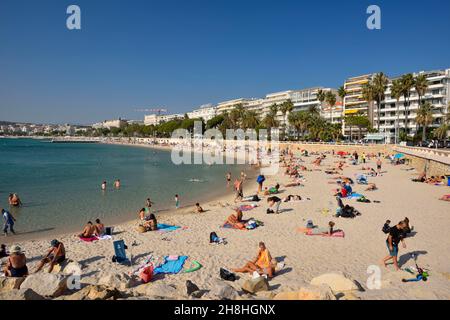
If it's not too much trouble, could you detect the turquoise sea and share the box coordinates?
[0,138,248,240]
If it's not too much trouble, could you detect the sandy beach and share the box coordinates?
[1,143,450,300]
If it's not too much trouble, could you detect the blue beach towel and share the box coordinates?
[153,255,188,275]
[157,224,181,233]
[347,193,364,199]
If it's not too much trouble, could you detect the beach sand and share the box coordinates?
[2,146,450,300]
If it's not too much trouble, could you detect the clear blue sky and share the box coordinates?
[1,0,449,125]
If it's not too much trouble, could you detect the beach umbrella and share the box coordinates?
[394,153,405,159]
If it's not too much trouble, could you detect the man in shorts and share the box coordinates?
[381,221,406,271]
[35,239,66,273]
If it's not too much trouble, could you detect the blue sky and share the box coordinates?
[1,0,449,124]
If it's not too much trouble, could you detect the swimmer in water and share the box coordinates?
[114,179,121,189]
[101,181,107,191]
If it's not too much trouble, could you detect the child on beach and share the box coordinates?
[175,194,180,209]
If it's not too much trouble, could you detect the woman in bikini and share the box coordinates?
[232,242,275,278]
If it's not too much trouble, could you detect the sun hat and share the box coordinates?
[10,245,22,254]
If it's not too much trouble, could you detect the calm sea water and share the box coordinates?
[0,138,248,240]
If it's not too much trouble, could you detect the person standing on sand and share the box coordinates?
[377,158,382,175]
[381,221,407,271]
[175,194,180,209]
[2,208,16,236]
[234,179,244,203]
[226,172,232,188]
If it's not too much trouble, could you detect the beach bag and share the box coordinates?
[210,232,219,243]
[220,268,237,282]
[246,220,257,230]
[140,265,154,283]
[252,195,260,202]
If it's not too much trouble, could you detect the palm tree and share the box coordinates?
[338,86,347,103]
[325,91,337,123]
[415,102,434,142]
[400,73,415,135]
[362,83,375,128]
[279,100,294,139]
[316,89,326,115]
[308,105,320,117]
[241,110,260,130]
[414,74,428,108]
[391,79,403,144]
[263,104,279,132]
[372,72,389,132]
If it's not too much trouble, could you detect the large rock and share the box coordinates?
[209,281,239,300]
[63,285,123,300]
[62,261,83,276]
[0,288,45,300]
[242,277,270,294]
[310,273,360,293]
[20,273,68,298]
[274,285,336,300]
[98,272,135,291]
[0,277,25,291]
[134,283,178,299]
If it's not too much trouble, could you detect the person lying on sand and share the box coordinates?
[79,221,96,238]
[439,194,450,202]
[194,203,205,213]
[366,183,378,191]
[35,239,66,273]
[283,195,302,202]
[226,209,246,230]
[232,242,275,278]
[412,172,426,183]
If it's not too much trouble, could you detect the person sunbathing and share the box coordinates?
[439,194,450,201]
[412,172,426,182]
[232,242,275,278]
[194,203,205,213]
[144,214,158,231]
[79,221,96,238]
[366,183,378,191]
[94,219,105,236]
[3,245,28,278]
[283,195,303,202]
[35,240,66,273]
[226,209,246,229]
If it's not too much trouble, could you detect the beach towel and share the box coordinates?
[79,236,98,242]
[157,224,181,233]
[347,193,364,199]
[305,229,345,238]
[239,204,257,211]
[153,255,188,275]
[98,235,112,240]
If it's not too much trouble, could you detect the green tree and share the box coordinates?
[400,73,415,135]
[206,115,225,129]
[415,102,434,142]
[279,100,294,140]
[391,79,403,144]
[372,72,389,132]
[362,83,375,128]
[414,74,428,108]
[325,91,337,123]
[241,110,260,130]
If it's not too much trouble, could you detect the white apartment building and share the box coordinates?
[374,68,450,142]
[92,119,128,129]
[144,113,184,126]
[186,104,217,121]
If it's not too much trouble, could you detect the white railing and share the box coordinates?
[394,145,450,165]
